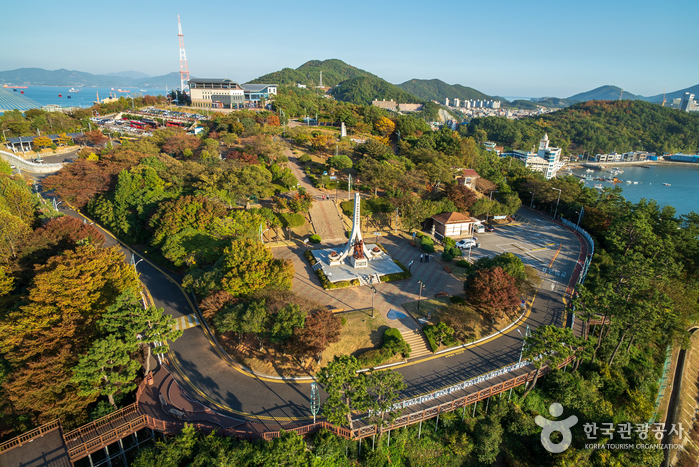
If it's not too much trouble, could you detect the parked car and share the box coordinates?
[474,225,485,234]
[455,238,478,249]
[484,224,495,232]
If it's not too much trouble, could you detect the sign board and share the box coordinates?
[494,215,507,220]
[330,176,337,180]
[303,239,309,244]
[372,232,382,236]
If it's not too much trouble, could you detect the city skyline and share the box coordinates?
[2,0,697,98]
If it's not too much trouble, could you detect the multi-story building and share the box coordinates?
[508,134,563,179]
[189,78,245,109]
[680,93,696,112]
[241,84,277,103]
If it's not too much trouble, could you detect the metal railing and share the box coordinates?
[0,419,61,454]
[0,149,65,172]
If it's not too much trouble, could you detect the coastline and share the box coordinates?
[567,160,699,168]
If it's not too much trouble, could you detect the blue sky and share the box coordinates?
[2,0,697,97]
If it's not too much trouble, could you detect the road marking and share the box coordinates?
[172,313,200,331]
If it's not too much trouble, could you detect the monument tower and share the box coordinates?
[334,193,372,268]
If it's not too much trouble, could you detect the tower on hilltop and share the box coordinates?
[177,15,191,95]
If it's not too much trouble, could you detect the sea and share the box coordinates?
[5,85,169,110]
[569,165,699,216]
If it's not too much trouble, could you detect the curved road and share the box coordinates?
[54,199,587,431]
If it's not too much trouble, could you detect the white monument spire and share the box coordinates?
[336,193,371,267]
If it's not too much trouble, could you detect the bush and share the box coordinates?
[277,212,306,228]
[420,236,434,246]
[341,317,347,326]
[423,323,458,352]
[450,296,466,304]
[380,260,412,282]
[441,252,454,262]
[383,328,411,358]
[456,260,470,268]
[309,234,321,243]
[358,348,393,367]
[299,154,312,163]
[305,250,360,289]
[444,237,456,248]
[422,243,435,253]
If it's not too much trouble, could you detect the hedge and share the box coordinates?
[304,249,359,289]
[357,327,411,367]
[423,323,458,352]
[380,259,412,282]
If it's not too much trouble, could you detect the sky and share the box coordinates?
[2,0,698,98]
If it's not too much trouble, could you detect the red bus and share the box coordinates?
[129,120,147,129]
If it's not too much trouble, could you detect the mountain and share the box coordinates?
[0,68,180,88]
[397,79,492,103]
[248,59,377,87]
[104,71,150,79]
[567,85,642,102]
[331,76,423,106]
[643,84,699,103]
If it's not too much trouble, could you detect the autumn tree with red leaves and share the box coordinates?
[445,183,478,213]
[85,130,108,147]
[467,266,520,319]
[199,290,237,320]
[162,131,201,157]
[291,309,341,358]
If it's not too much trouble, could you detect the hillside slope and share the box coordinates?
[331,76,423,106]
[397,79,491,102]
[567,85,642,101]
[248,59,376,87]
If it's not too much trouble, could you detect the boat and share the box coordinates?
[117,89,130,93]
[633,181,639,184]
[586,168,594,172]
[68,88,81,92]
[67,95,71,99]
[140,89,147,92]
[663,183,671,186]
[594,184,604,189]
[58,93,62,97]
[13,89,17,92]
[20,91,24,94]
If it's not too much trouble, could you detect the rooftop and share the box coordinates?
[242,84,278,92]
[432,212,477,225]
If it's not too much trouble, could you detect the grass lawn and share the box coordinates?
[217,309,390,378]
[320,309,390,367]
[403,296,451,321]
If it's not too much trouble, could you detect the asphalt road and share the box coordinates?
[53,200,584,430]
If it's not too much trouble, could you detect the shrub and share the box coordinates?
[422,243,435,253]
[341,316,347,326]
[383,328,411,358]
[380,260,412,282]
[456,260,470,268]
[423,323,458,352]
[420,236,434,246]
[441,251,454,262]
[358,348,393,367]
[309,234,321,244]
[450,296,466,304]
[444,237,456,248]
[277,212,306,228]
[299,154,312,163]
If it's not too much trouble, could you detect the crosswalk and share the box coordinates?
[172,313,200,331]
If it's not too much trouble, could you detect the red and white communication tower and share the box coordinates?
[177,15,190,95]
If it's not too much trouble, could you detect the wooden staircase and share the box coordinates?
[400,328,433,359]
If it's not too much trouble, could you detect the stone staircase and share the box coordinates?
[357,273,381,286]
[400,328,433,359]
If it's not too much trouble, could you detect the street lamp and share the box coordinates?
[369,282,377,318]
[417,278,424,310]
[486,190,499,223]
[551,187,562,220]
[575,209,583,229]
[529,191,535,209]
[509,327,529,400]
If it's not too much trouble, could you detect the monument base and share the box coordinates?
[350,256,368,268]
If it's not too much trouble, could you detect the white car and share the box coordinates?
[455,238,478,249]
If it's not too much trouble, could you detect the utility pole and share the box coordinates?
[348,174,352,200]
[551,187,562,220]
[417,279,424,310]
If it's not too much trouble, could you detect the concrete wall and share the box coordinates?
[0,150,64,173]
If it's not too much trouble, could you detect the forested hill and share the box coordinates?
[0,68,180,88]
[331,76,423,106]
[397,79,492,102]
[248,59,377,87]
[567,85,642,102]
[464,100,699,155]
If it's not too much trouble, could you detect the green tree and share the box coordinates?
[522,325,575,399]
[269,303,305,345]
[71,334,140,407]
[317,355,370,430]
[366,369,405,429]
[328,154,353,170]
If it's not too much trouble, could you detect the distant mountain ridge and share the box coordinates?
[397,79,492,103]
[248,59,377,87]
[0,68,180,88]
[331,76,423,106]
[104,70,151,79]
[567,85,642,102]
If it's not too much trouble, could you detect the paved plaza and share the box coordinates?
[310,243,403,282]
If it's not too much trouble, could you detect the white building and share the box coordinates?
[509,134,563,179]
[189,78,245,109]
[453,98,460,107]
[445,98,450,106]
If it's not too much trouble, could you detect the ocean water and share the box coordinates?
[4,85,169,109]
[570,165,699,216]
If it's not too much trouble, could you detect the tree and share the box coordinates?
[522,325,575,399]
[216,238,293,296]
[269,304,305,345]
[374,117,395,137]
[317,355,370,430]
[71,334,140,407]
[199,290,236,320]
[445,183,478,213]
[85,130,108,147]
[366,369,405,429]
[0,211,31,261]
[328,154,353,170]
[162,132,200,157]
[33,136,53,150]
[291,309,341,358]
[467,266,520,319]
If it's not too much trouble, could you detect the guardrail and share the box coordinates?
[0,149,64,173]
[0,419,61,454]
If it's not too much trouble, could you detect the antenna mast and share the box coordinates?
[177,15,190,95]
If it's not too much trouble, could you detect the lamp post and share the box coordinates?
[509,327,529,400]
[529,191,535,209]
[486,190,498,223]
[369,282,377,318]
[551,187,562,220]
[576,206,584,229]
[347,174,352,200]
[417,278,424,310]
